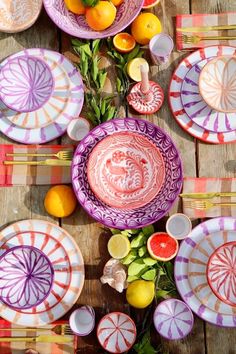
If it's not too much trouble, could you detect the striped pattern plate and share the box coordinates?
[175,217,236,327]
[169,46,236,143]
[0,219,84,327]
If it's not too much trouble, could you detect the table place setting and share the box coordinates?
[0,1,235,354]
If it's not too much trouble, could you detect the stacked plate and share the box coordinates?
[72,118,183,229]
[169,45,236,144]
[0,48,84,144]
[0,219,84,327]
[175,217,236,327]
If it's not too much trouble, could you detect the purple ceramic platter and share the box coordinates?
[72,118,183,229]
[169,45,236,144]
[175,217,236,327]
[43,0,144,39]
[153,299,194,340]
[0,48,84,143]
[181,57,236,133]
[0,245,54,310]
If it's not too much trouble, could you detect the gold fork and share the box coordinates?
[185,200,236,210]
[6,150,73,161]
[0,324,73,335]
[182,34,236,44]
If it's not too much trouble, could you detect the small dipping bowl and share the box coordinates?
[149,33,174,65]
[67,117,91,142]
[69,305,95,336]
[166,213,192,240]
[0,55,54,113]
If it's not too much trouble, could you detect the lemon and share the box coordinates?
[127,58,149,82]
[44,185,77,218]
[126,280,155,308]
[107,234,131,259]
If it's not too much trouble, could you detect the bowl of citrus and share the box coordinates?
[43,0,144,38]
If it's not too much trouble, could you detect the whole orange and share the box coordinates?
[64,0,86,15]
[85,1,117,31]
[44,185,77,218]
[110,0,124,5]
[131,12,162,45]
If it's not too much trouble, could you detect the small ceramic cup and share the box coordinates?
[166,213,192,240]
[67,117,90,142]
[149,33,174,65]
[69,305,95,336]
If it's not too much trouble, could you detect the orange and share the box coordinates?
[113,32,136,53]
[64,0,86,15]
[85,1,117,31]
[131,12,162,45]
[110,0,124,5]
[44,185,77,218]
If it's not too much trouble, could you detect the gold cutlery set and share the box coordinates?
[180,192,236,210]
[3,150,73,166]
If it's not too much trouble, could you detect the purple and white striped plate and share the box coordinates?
[175,217,236,327]
[0,48,84,144]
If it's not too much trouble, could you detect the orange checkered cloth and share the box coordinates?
[176,12,236,50]
[182,177,236,219]
[0,145,74,186]
[0,319,77,354]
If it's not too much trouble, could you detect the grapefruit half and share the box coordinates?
[142,0,160,9]
[147,232,179,261]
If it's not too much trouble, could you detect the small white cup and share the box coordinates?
[67,117,90,142]
[166,213,192,240]
[149,33,174,65]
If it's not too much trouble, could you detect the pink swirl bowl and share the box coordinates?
[0,245,54,310]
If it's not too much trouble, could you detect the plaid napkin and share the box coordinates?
[0,145,74,186]
[182,177,236,218]
[176,12,236,50]
[0,319,77,354]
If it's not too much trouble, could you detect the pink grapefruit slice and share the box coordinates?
[147,232,179,261]
[142,0,160,9]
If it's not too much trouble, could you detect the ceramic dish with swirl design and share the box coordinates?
[0,0,42,33]
[43,0,144,39]
[0,220,84,327]
[175,217,236,327]
[0,48,84,143]
[72,118,183,229]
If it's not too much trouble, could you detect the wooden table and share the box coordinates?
[0,0,236,353]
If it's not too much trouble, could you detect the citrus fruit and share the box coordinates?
[108,234,131,259]
[113,32,136,53]
[85,1,117,31]
[147,232,179,261]
[142,0,160,9]
[110,0,124,5]
[131,12,162,45]
[126,280,155,308]
[127,57,149,81]
[44,185,77,218]
[64,0,86,15]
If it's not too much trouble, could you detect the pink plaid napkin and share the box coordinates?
[0,145,74,186]
[176,12,236,50]
[182,177,236,218]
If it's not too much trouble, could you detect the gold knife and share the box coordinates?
[180,192,236,199]
[0,335,72,343]
[177,24,236,32]
[3,159,71,166]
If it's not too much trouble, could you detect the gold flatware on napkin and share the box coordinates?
[182,34,236,44]
[0,335,73,343]
[6,150,73,160]
[180,192,236,199]
[0,324,73,335]
[3,159,71,166]
[177,24,236,32]
[185,200,236,210]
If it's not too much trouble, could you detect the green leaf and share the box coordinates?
[126,45,140,62]
[126,229,139,234]
[130,234,145,248]
[92,39,101,54]
[100,99,107,115]
[81,43,92,57]
[141,268,157,281]
[82,0,99,7]
[142,225,155,237]
[165,262,174,280]
[128,259,148,276]
[120,230,131,237]
[143,257,157,266]
[127,275,139,283]
[110,228,120,235]
[86,112,97,125]
[133,330,157,354]
[91,57,99,82]
[71,38,84,48]
[121,250,137,265]
[116,77,122,93]
[138,246,147,257]
[156,289,171,299]
[98,72,107,89]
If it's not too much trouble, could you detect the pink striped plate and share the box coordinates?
[0,219,84,327]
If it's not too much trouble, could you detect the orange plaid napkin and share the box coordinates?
[0,145,74,186]
[176,12,236,50]
[182,177,236,218]
[0,319,77,354]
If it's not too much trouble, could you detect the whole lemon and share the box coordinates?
[131,12,162,45]
[126,280,155,308]
[44,185,77,218]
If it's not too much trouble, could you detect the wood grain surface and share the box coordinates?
[0,1,235,353]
